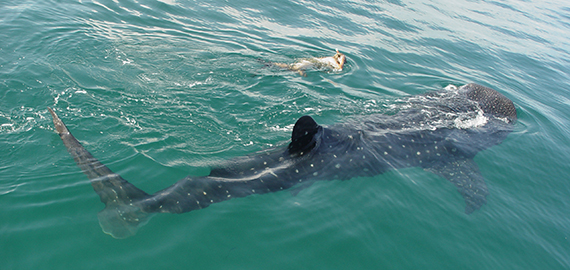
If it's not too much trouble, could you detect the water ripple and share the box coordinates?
[2,0,570,268]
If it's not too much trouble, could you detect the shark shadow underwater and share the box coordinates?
[49,83,517,238]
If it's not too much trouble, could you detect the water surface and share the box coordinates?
[1,0,570,269]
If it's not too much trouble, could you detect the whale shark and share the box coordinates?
[49,83,516,238]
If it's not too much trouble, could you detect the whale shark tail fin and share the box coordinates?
[97,199,154,239]
[48,108,152,238]
[425,157,489,214]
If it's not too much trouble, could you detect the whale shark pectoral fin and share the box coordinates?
[425,158,489,214]
[289,181,314,196]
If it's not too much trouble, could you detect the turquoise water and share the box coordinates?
[2,0,570,268]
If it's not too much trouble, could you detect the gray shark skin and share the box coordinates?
[49,83,516,238]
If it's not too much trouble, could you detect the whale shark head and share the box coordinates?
[461,83,517,123]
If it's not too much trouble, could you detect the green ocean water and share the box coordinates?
[2,0,570,269]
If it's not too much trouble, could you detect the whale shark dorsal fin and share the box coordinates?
[288,116,321,155]
[424,158,489,214]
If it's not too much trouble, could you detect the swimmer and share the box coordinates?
[265,49,346,76]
